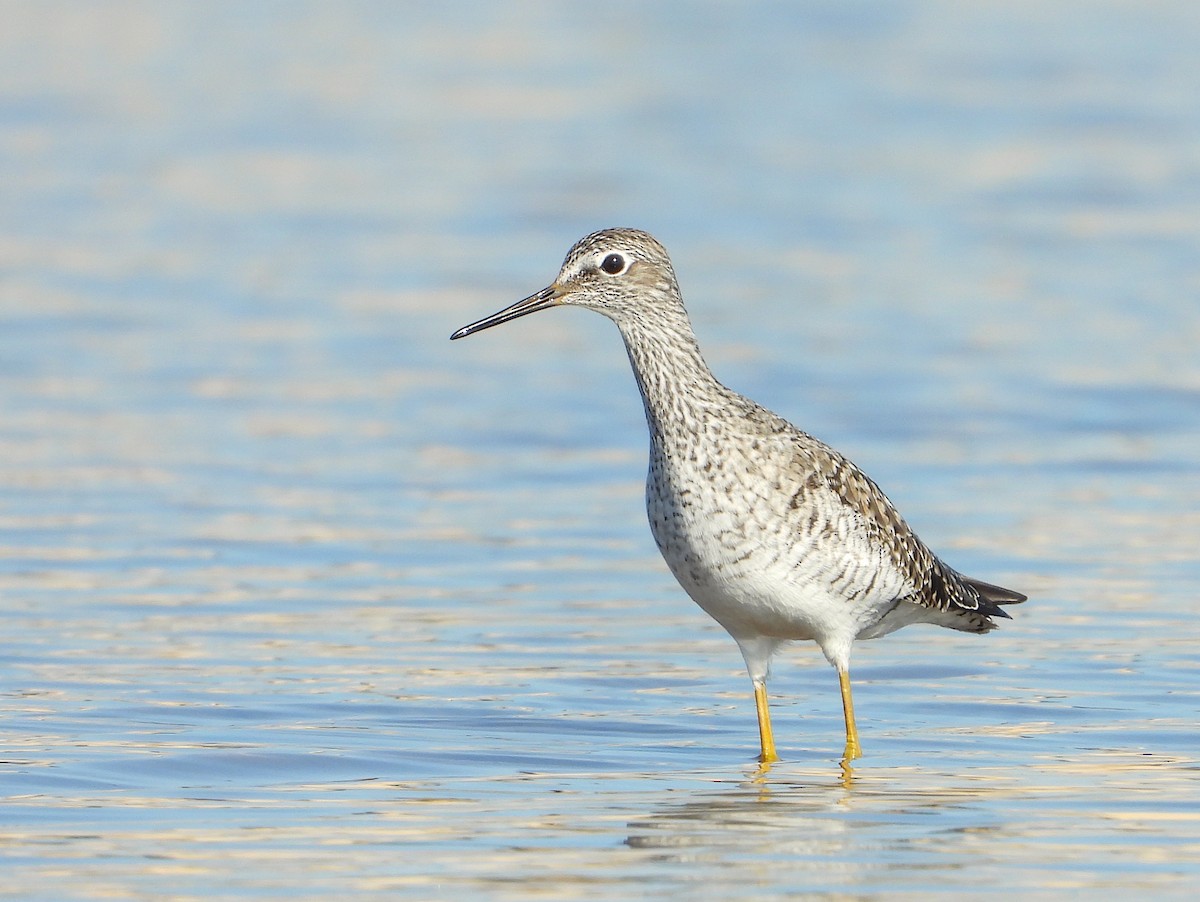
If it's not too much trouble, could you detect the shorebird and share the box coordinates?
[451,228,1025,764]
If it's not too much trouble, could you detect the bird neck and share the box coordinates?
[614,306,729,440]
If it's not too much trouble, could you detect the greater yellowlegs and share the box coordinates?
[451,228,1025,763]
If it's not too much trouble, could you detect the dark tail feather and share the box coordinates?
[964,576,1027,620]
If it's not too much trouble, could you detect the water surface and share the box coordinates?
[2,2,1199,898]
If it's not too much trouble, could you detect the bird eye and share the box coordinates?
[600,253,627,275]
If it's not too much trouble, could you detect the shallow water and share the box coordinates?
[3,2,1199,899]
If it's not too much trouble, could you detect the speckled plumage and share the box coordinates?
[452,227,1025,763]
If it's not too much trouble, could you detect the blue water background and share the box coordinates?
[2,3,1198,898]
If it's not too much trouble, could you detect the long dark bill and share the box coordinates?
[450,285,561,340]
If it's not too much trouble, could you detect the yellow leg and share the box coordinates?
[753,680,779,764]
[839,669,862,761]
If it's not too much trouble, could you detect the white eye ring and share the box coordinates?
[599,252,629,275]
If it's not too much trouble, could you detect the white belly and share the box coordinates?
[646,453,911,657]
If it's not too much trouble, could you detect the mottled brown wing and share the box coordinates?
[802,433,1026,622]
